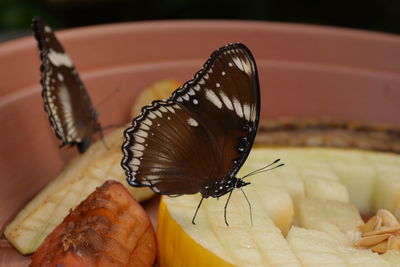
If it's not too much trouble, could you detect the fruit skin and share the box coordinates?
[157,199,235,267]
[31,180,156,267]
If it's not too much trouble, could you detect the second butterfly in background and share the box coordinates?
[32,16,101,153]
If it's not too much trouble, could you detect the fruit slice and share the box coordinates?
[287,227,389,266]
[5,128,154,255]
[31,180,156,267]
[131,79,181,118]
[158,193,300,267]
[296,197,363,245]
[157,147,400,266]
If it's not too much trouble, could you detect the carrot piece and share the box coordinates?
[30,180,156,266]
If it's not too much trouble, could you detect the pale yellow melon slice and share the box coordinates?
[287,227,390,266]
[157,147,400,266]
[296,197,363,245]
[5,128,154,255]
[158,185,299,267]
[131,79,181,118]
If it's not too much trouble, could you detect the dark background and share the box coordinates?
[0,0,399,41]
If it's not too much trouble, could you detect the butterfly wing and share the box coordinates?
[171,43,260,181]
[122,43,260,195]
[122,101,224,195]
[32,16,100,153]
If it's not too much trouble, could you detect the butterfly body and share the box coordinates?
[201,178,250,198]
[32,17,100,153]
[122,43,260,223]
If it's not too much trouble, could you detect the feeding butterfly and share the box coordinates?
[122,43,279,225]
[32,16,101,153]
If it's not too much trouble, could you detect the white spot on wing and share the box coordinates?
[193,99,198,105]
[154,110,162,117]
[57,73,64,82]
[219,91,234,111]
[136,129,148,138]
[243,104,251,121]
[187,118,198,127]
[159,106,168,113]
[205,89,222,109]
[134,151,143,157]
[221,71,226,76]
[166,106,175,113]
[44,26,52,33]
[143,118,152,126]
[232,57,244,72]
[153,187,161,193]
[216,83,220,88]
[232,97,244,118]
[133,143,145,151]
[48,49,73,67]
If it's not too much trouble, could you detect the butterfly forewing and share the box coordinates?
[32,17,99,152]
[122,43,260,196]
[170,44,260,181]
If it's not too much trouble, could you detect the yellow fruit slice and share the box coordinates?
[5,128,154,255]
[131,79,181,118]
[157,147,400,266]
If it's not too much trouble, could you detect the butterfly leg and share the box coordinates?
[98,126,110,150]
[240,188,253,227]
[192,196,204,225]
[224,190,234,226]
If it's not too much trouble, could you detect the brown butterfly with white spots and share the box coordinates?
[122,43,281,225]
[32,16,101,153]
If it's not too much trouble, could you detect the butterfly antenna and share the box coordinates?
[192,196,204,225]
[224,190,234,226]
[240,188,253,227]
[96,87,121,108]
[242,159,284,179]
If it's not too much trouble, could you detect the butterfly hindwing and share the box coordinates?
[122,101,224,195]
[122,43,260,195]
[32,16,99,153]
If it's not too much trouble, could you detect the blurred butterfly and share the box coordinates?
[122,43,280,225]
[32,16,101,153]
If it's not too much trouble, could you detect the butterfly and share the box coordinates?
[122,43,266,225]
[32,16,101,153]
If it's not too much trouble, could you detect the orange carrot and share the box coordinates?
[30,180,156,266]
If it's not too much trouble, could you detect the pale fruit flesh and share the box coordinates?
[5,128,154,255]
[157,147,400,266]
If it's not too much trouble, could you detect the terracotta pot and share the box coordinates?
[0,20,399,264]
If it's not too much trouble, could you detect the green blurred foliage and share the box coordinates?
[0,0,399,34]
